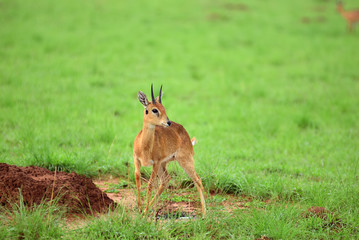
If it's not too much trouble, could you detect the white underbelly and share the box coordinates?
[138,158,154,167]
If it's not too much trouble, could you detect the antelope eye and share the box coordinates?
[152,109,158,113]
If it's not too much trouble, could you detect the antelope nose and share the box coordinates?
[167,121,171,126]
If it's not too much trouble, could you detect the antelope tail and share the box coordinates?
[191,137,197,146]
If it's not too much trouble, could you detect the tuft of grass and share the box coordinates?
[71,206,168,239]
[0,190,65,239]
[1,196,358,239]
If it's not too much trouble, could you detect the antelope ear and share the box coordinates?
[138,91,149,107]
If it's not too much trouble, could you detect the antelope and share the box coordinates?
[133,84,206,216]
[337,1,359,32]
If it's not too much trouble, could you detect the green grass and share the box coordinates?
[0,191,65,239]
[2,198,356,239]
[1,0,359,238]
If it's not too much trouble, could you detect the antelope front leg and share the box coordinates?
[134,157,142,211]
[348,21,353,32]
[143,163,159,214]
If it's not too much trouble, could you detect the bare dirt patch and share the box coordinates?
[206,13,229,22]
[0,163,254,223]
[312,6,326,12]
[94,178,250,219]
[305,206,344,231]
[223,3,249,11]
[0,163,114,214]
[300,16,327,24]
[307,206,334,219]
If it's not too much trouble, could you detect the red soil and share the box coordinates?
[0,163,114,214]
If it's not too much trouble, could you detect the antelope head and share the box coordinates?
[138,84,171,127]
[337,1,343,11]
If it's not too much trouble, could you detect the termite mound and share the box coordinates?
[0,163,115,214]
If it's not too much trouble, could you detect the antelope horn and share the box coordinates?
[151,84,155,103]
[159,85,163,103]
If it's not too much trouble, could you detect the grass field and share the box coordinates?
[1,0,359,239]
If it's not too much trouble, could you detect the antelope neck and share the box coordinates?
[141,121,156,151]
[337,6,344,14]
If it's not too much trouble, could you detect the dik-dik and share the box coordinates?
[133,85,206,216]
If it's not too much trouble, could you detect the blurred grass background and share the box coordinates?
[1,0,359,238]
[1,0,359,213]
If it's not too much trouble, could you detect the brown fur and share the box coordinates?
[134,122,194,165]
[133,87,206,216]
[337,2,359,32]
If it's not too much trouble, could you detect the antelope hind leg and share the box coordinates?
[148,163,171,208]
[178,158,207,217]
